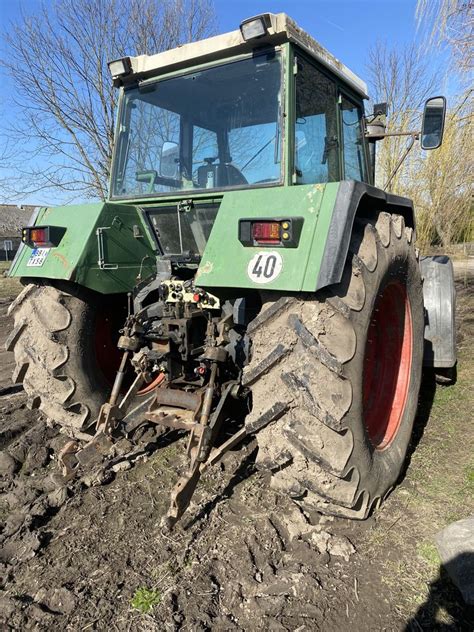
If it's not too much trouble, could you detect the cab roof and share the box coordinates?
[119,13,368,98]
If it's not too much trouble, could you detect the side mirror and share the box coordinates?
[160,141,179,178]
[421,96,446,150]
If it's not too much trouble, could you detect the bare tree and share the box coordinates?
[366,41,438,192]
[0,0,215,201]
[416,0,473,72]
[367,41,473,249]
[413,92,473,248]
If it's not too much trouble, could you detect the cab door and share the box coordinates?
[339,93,370,183]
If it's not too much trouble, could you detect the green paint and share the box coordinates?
[196,182,339,292]
[10,183,340,295]
[10,202,156,294]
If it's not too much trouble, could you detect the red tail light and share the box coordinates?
[22,225,65,248]
[29,228,48,246]
[252,221,281,244]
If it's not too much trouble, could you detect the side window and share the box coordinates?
[341,96,367,181]
[294,58,339,184]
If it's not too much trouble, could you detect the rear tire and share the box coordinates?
[7,282,124,436]
[244,212,424,518]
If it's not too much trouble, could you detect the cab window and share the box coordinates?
[294,57,339,184]
[341,96,367,181]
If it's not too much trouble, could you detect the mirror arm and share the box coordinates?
[383,132,419,191]
[365,130,420,139]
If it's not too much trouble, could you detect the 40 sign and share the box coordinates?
[247,251,283,284]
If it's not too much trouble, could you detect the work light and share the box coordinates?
[240,15,270,41]
[107,57,132,80]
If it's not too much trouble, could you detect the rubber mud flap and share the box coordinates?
[420,255,456,369]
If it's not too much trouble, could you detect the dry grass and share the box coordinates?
[0,261,22,300]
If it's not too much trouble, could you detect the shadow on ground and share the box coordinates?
[404,553,474,631]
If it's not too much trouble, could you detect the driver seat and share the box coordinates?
[196,163,247,188]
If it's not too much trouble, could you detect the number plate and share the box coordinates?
[26,248,50,267]
[247,251,283,284]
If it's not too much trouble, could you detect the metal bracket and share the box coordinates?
[96,226,118,270]
[177,199,194,213]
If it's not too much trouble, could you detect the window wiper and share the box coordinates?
[242,136,276,171]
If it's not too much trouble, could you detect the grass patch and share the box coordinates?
[130,586,161,613]
[361,282,473,623]
[465,464,474,487]
[417,541,440,568]
[0,261,21,299]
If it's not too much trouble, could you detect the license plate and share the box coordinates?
[26,248,50,267]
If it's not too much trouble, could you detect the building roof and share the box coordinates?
[0,204,37,239]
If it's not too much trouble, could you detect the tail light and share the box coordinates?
[22,225,65,248]
[252,222,281,244]
[239,218,304,248]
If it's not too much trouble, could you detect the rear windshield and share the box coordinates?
[111,51,282,198]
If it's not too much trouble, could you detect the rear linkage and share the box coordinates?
[59,276,263,528]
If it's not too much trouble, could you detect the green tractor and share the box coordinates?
[7,13,456,526]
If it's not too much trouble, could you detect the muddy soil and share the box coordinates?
[0,284,473,631]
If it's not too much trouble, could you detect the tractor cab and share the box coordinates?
[109,12,371,205]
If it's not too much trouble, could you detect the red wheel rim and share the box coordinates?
[363,281,413,450]
[94,312,164,396]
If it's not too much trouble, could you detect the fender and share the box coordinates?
[420,255,457,369]
[316,180,416,290]
[197,181,416,294]
[9,202,157,294]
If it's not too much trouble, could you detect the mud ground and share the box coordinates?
[0,279,473,631]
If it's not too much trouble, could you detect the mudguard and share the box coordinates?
[420,255,457,368]
[197,180,416,293]
[316,180,415,290]
[8,202,157,294]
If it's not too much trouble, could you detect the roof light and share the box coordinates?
[107,57,132,81]
[240,15,270,41]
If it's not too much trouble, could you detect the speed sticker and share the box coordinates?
[247,251,283,284]
[26,248,50,267]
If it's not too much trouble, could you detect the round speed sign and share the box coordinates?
[247,251,283,284]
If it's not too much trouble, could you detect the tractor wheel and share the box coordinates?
[244,212,424,518]
[6,281,126,437]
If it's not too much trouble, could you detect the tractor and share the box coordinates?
[6,13,456,526]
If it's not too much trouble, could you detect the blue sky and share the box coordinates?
[0,0,432,111]
[0,0,446,204]
[216,0,422,79]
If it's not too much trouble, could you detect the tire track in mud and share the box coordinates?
[0,395,384,631]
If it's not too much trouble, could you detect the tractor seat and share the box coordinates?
[196,163,247,189]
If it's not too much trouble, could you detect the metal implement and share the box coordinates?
[57,285,257,527]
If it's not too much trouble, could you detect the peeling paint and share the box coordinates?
[196,260,213,278]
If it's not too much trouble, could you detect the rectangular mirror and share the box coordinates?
[160,141,179,178]
[421,96,446,150]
